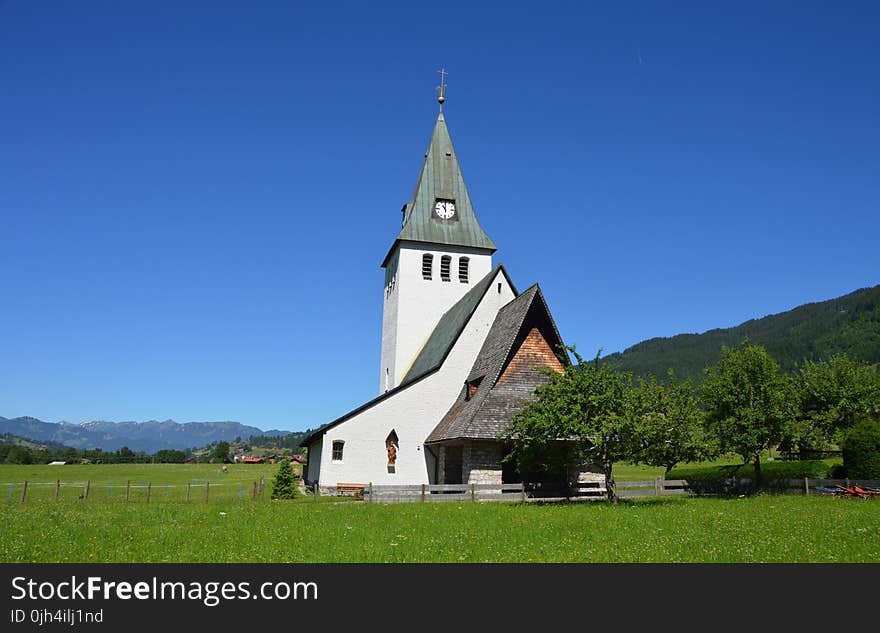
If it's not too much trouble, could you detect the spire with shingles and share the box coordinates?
[382,111,496,267]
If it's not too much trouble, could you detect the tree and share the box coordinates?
[212,441,231,463]
[795,354,880,445]
[631,371,714,474]
[701,343,795,489]
[153,449,187,463]
[4,445,33,464]
[502,348,636,503]
[271,459,297,500]
[841,415,880,479]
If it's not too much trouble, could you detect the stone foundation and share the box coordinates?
[463,441,502,485]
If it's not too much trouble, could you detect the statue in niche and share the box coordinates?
[387,441,397,466]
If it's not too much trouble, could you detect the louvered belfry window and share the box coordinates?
[422,253,433,280]
[440,255,451,282]
[459,257,469,283]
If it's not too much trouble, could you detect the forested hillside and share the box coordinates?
[603,284,880,380]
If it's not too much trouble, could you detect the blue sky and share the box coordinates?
[2,2,878,432]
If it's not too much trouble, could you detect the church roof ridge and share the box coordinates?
[300,264,517,447]
[398,264,517,387]
[381,111,496,267]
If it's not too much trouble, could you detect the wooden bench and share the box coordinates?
[336,483,366,499]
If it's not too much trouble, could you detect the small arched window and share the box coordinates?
[331,440,344,463]
[422,254,433,280]
[458,257,469,283]
[440,255,451,282]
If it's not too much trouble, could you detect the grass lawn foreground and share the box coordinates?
[1,458,876,563]
[1,494,878,563]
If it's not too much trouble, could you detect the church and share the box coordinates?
[302,84,602,493]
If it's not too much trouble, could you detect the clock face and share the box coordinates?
[434,199,456,220]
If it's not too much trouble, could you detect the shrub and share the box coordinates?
[271,459,298,500]
[829,463,848,479]
[842,417,880,479]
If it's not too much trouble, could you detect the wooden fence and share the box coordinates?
[3,478,267,503]
[330,478,880,503]
[616,477,880,498]
[779,449,843,461]
[364,483,527,503]
[339,481,609,503]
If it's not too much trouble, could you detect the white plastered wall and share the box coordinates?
[380,243,492,392]
[317,268,514,487]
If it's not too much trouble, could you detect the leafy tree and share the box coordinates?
[631,371,715,474]
[841,415,880,479]
[502,348,636,503]
[212,441,231,463]
[4,445,33,464]
[795,354,880,445]
[701,343,796,489]
[153,449,187,463]
[116,446,135,461]
[271,459,297,500]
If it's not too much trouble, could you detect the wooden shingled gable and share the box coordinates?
[425,284,566,444]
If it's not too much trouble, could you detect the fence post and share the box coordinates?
[109,483,113,498]
[470,483,475,502]
[421,483,426,502]
[260,477,265,498]
[253,481,258,500]
[126,481,131,502]
[655,477,662,496]
[368,482,373,503]
[804,477,810,495]
[84,480,90,500]
[55,479,60,501]
[186,482,191,502]
[20,481,28,503]
[520,482,526,504]
[146,482,151,503]
[205,481,209,502]
[845,477,850,488]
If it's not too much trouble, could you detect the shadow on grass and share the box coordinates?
[523,496,693,509]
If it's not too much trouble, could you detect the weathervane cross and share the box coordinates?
[436,67,448,108]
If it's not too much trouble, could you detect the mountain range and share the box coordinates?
[603,283,880,380]
[0,417,292,454]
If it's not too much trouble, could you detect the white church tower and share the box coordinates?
[379,82,496,393]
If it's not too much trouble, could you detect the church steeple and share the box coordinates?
[379,86,498,393]
[381,111,496,268]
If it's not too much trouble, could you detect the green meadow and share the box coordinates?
[2,459,872,563]
[1,494,877,563]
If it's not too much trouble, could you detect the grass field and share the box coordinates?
[0,463,285,503]
[1,460,869,563]
[1,494,877,562]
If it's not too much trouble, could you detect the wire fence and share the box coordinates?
[1,477,269,504]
